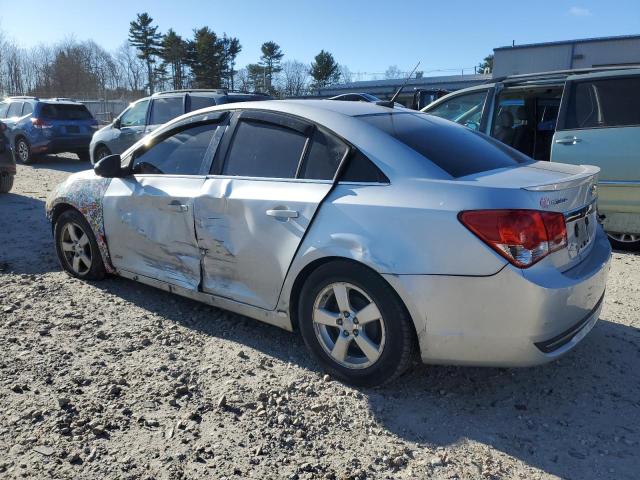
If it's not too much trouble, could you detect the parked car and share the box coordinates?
[0,96,98,164]
[90,89,271,164]
[47,100,610,386]
[422,67,640,250]
[0,120,15,193]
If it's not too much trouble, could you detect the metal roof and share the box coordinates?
[494,34,640,51]
[324,74,490,91]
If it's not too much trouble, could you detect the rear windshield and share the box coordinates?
[359,112,529,177]
[41,103,93,120]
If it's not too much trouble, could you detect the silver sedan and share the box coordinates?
[46,100,611,386]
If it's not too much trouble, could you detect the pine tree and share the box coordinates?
[310,50,340,91]
[259,41,284,94]
[221,35,242,90]
[128,13,162,94]
[186,27,225,88]
[160,29,188,90]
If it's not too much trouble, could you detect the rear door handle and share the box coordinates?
[266,208,298,219]
[555,136,582,145]
[168,200,188,212]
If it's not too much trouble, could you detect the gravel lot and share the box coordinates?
[1,155,639,480]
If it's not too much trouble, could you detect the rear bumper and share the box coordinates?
[32,136,92,154]
[384,226,611,367]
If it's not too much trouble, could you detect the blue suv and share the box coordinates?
[0,97,98,164]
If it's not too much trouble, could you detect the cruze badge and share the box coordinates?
[540,196,568,208]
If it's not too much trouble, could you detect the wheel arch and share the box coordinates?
[286,256,418,344]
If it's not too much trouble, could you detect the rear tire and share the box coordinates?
[298,260,416,387]
[0,174,14,193]
[607,232,640,251]
[15,137,32,164]
[54,209,106,280]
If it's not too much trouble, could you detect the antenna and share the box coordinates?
[390,61,420,103]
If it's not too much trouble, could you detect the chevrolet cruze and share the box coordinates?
[46,100,611,386]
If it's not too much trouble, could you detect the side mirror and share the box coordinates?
[94,154,124,178]
[113,118,121,129]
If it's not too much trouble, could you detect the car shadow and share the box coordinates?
[89,276,639,479]
[0,194,61,275]
[28,154,90,174]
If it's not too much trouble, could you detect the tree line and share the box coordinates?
[0,12,348,101]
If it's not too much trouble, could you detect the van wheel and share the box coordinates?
[298,260,415,387]
[15,137,32,164]
[607,232,640,251]
[93,145,111,164]
[0,174,14,193]
[54,209,106,280]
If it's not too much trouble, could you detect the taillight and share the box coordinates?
[31,118,52,129]
[459,209,567,268]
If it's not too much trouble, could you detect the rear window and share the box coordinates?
[359,112,529,177]
[41,104,93,120]
[563,77,640,129]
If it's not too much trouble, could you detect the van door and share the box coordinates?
[552,72,640,237]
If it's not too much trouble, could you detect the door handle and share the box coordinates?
[168,200,188,212]
[555,136,582,145]
[266,208,299,219]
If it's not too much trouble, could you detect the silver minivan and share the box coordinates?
[423,68,640,250]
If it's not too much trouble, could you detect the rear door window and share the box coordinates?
[299,128,348,180]
[188,95,217,112]
[132,123,218,175]
[149,96,184,125]
[22,103,33,115]
[7,102,23,118]
[360,112,528,178]
[222,120,307,178]
[41,104,93,120]
[563,76,640,129]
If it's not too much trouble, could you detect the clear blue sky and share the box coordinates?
[1,0,639,75]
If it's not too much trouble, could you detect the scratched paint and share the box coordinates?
[46,172,114,273]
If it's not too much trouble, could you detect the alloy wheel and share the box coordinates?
[60,222,92,275]
[17,140,29,162]
[608,232,640,244]
[312,282,386,369]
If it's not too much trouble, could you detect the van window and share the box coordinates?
[427,90,488,128]
[564,77,640,129]
[149,96,184,125]
[360,112,528,178]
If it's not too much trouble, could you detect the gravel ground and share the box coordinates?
[0,155,639,480]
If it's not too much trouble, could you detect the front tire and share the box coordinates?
[15,137,32,164]
[607,232,640,251]
[0,174,14,193]
[54,209,106,280]
[298,261,415,387]
[93,145,111,165]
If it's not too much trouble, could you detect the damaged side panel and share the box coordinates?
[46,171,115,273]
[102,175,205,290]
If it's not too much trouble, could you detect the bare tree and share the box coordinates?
[278,60,310,97]
[384,65,402,79]
[115,42,146,96]
[233,67,250,92]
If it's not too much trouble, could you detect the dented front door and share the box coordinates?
[103,176,205,290]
